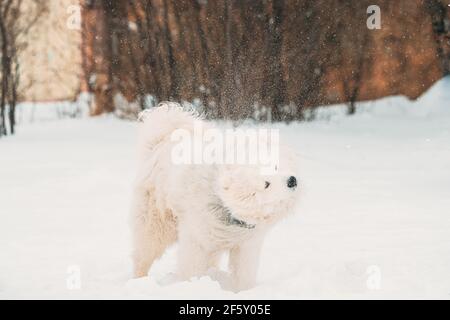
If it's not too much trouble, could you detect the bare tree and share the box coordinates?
[343,31,371,115]
[162,0,180,100]
[261,0,286,121]
[426,0,450,76]
[332,1,373,115]
[0,0,46,136]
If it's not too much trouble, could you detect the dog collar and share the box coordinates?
[210,199,256,229]
[226,215,256,230]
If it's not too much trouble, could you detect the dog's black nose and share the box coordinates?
[287,176,297,189]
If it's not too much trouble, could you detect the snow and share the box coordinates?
[1,77,450,299]
[14,93,91,124]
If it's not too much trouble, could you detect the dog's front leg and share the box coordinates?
[229,234,265,292]
[177,235,217,280]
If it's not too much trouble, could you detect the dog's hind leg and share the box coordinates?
[131,187,177,278]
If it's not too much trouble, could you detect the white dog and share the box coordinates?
[130,103,300,291]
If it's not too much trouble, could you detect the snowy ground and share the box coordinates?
[1,78,449,299]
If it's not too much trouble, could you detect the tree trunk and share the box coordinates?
[426,0,450,76]
[85,0,115,116]
[191,0,214,113]
[262,0,286,121]
[162,0,179,101]
[0,14,10,136]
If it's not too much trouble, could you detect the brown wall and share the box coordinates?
[19,0,82,102]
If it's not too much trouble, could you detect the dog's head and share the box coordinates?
[216,146,300,227]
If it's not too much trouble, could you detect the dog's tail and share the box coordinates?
[136,102,199,163]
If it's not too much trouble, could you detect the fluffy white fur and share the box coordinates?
[130,103,300,291]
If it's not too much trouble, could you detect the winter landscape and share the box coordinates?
[1,0,450,301]
[1,78,449,299]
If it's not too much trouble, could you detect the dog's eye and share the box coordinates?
[265,181,270,189]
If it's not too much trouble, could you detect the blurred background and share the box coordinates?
[0,0,449,129]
